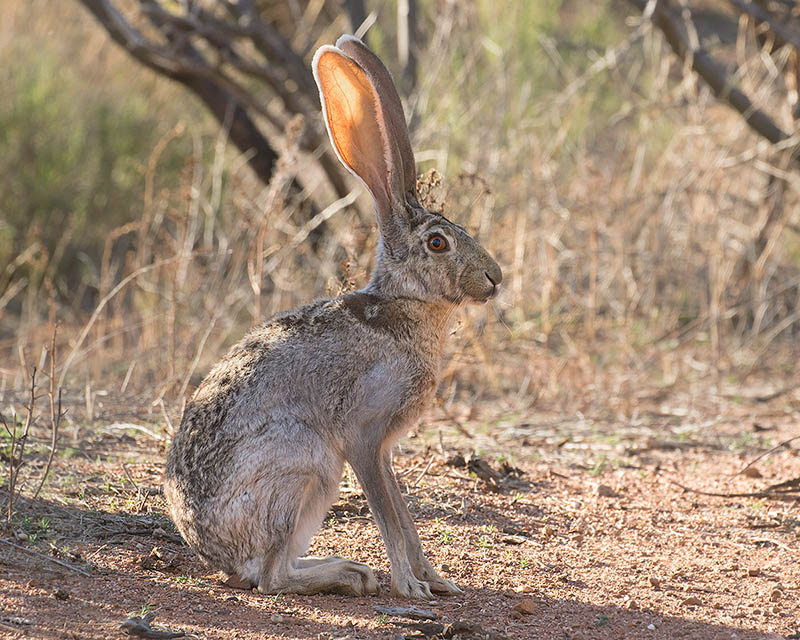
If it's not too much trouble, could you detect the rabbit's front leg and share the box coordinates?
[382,457,463,595]
[349,452,433,599]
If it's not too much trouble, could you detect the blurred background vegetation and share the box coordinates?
[1,0,799,427]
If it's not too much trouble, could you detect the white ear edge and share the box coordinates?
[311,43,373,202]
[335,34,363,49]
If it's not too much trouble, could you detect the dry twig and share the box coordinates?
[735,434,800,477]
[3,369,36,523]
[32,323,64,501]
[0,538,92,577]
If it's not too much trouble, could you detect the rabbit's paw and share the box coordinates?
[391,575,434,600]
[339,560,379,596]
[427,575,463,595]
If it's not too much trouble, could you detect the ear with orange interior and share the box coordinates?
[335,35,416,196]
[313,45,405,228]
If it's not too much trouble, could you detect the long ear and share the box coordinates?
[335,35,417,196]
[313,44,405,228]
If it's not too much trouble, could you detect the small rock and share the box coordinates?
[53,589,69,601]
[647,623,656,631]
[512,598,537,615]
[596,484,620,498]
[769,589,783,602]
[648,576,661,589]
[440,564,450,572]
[742,466,762,478]
[681,596,702,607]
[747,568,762,577]
[270,614,284,623]
[14,530,28,541]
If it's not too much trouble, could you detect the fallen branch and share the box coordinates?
[735,434,800,476]
[0,538,92,577]
[120,612,184,639]
[671,479,800,498]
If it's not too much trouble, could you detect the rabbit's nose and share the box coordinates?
[485,268,502,298]
[485,262,503,287]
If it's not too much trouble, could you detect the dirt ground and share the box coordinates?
[1,391,799,640]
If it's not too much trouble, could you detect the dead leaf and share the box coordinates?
[141,547,179,572]
[512,598,537,615]
[596,484,620,498]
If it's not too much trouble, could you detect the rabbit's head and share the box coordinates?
[313,36,502,305]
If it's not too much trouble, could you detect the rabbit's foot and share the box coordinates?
[391,574,434,600]
[426,575,463,594]
[334,560,379,596]
[410,558,462,595]
[258,558,378,596]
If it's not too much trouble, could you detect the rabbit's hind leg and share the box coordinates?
[256,472,378,596]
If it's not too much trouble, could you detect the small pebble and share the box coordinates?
[648,576,661,588]
[270,613,284,623]
[647,623,656,631]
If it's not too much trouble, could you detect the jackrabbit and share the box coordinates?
[164,35,502,599]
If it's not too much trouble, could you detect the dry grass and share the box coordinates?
[1,1,799,439]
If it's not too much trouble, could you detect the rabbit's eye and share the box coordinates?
[427,234,449,252]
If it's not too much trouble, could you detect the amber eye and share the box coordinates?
[427,234,449,252]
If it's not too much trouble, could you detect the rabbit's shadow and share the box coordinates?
[1,494,785,640]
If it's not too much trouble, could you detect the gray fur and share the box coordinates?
[164,36,502,600]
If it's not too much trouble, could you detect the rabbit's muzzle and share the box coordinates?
[461,257,502,303]
[485,264,502,300]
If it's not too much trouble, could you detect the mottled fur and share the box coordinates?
[164,35,502,599]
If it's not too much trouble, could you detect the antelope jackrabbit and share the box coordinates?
[164,35,502,599]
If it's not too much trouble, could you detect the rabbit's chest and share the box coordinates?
[349,351,439,427]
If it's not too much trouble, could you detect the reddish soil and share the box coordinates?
[1,400,799,640]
